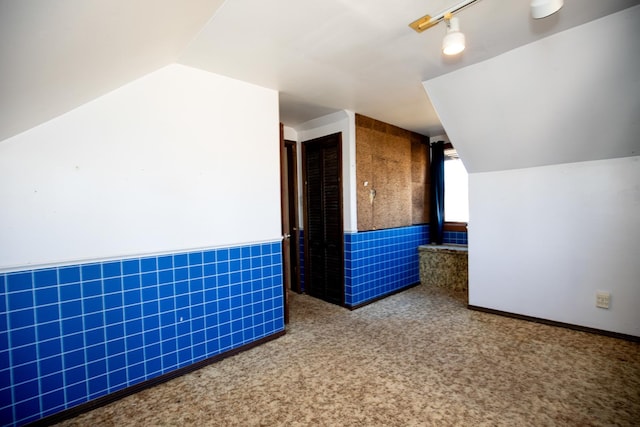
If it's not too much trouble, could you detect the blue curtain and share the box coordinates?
[430,141,445,245]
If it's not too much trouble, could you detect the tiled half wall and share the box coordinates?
[299,226,467,307]
[1,242,285,426]
[345,225,429,307]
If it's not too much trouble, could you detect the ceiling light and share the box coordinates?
[530,0,564,19]
[442,16,465,56]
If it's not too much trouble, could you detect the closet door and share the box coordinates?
[302,133,344,306]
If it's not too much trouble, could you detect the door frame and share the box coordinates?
[279,124,291,323]
[301,132,345,306]
[284,139,301,293]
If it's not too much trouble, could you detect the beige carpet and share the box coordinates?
[57,285,640,426]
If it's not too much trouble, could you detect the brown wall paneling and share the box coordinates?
[411,138,429,225]
[355,114,429,231]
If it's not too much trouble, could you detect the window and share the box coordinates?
[443,147,468,224]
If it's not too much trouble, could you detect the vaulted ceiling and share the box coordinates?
[1,0,638,143]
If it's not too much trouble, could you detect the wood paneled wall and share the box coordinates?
[355,114,429,231]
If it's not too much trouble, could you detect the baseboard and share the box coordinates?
[29,330,286,427]
[467,305,639,343]
[347,283,420,310]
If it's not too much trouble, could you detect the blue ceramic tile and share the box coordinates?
[83,297,103,315]
[173,254,188,268]
[104,293,123,310]
[64,349,86,370]
[204,264,216,277]
[88,374,108,396]
[80,264,101,281]
[9,290,34,311]
[123,290,141,306]
[82,279,102,298]
[103,277,122,294]
[59,266,81,284]
[190,292,204,307]
[15,396,40,423]
[60,283,81,301]
[65,381,87,402]
[123,275,140,290]
[32,269,57,289]
[188,252,202,265]
[217,249,229,262]
[86,341,106,361]
[140,257,157,272]
[122,259,140,275]
[124,303,142,320]
[42,387,65,411]
[158,256,173,270]
[125,320,143,338]
[13,380,40,402]
[62,316,83,335]
[203,251,215,263]
[102,261,122,278]
[62,332,85,353]
[38,356,62,375]
[85,327,105,347]
[141,273,158,289]
[158,270,173,285]
[9,308,35,329]
[35,287,59,306]
[8,271,33,292]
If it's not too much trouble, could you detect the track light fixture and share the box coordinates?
[409,0,479,56]
[531,0,564,19]
[442,15,465,56]
[410,0,564,57]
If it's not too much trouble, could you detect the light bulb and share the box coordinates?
[442,17,465,55]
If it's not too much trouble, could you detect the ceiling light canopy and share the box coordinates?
[531,0,564,19]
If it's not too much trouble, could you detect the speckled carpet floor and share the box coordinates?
[57,285,640,426]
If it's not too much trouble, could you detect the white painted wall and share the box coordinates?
[469,157,640,337]
[296,111,358,232]
[423,5,640,173]
[0,64,281,271]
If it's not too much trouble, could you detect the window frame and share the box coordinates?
[442,142,468,232]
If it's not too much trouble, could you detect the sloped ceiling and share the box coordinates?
[179,0,639,135]
[423,5,640,173]
[1,0,639,143]
[0,0,226,142]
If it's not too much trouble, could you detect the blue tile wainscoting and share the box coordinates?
[443,230,468,245]
[344,225,429,307]
[297,226,467,307]
[0,242,285,427]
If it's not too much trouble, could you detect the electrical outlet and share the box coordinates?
[596,291,611,309]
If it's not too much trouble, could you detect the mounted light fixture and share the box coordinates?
[409,0,479,33]
[530,0,563,19]
[409,0,479,56]
[442,15,465,55]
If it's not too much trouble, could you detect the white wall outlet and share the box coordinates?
[596,291,611,309]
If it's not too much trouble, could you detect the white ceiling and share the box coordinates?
[0,0,226,142]
[1,0,638,142]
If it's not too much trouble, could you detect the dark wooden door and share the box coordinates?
[302,133,344,306]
